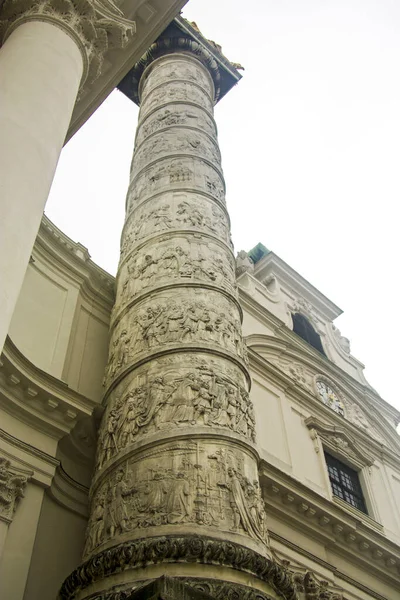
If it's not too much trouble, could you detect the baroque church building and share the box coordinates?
[0,10,400,600]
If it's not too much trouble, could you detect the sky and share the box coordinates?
[46,0,399,412]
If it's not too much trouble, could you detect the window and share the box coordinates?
[325,453,367,514]
[292,313,326,356]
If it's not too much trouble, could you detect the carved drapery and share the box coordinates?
[65,28,271,600]
[0,0,136,85]
[0,456,29,522]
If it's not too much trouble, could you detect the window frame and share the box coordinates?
[324,452,368,514]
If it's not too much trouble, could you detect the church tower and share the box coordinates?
[59,17,293,600]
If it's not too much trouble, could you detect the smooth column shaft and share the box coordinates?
[0,21,83,352]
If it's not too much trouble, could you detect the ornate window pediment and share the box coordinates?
[305,416,375,469]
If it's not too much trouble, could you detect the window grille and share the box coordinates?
[325,453,367,514]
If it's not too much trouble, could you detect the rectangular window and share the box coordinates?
[324,453,367,514]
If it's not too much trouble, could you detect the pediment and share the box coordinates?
[305,416,375,468]
[246,334,400,455]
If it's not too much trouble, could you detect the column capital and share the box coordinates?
[119,15,242,105]
[0,0,136,87]
[0,455,30,524]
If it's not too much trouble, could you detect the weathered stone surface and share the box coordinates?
[129,576,215,599]
[62,21,270,600]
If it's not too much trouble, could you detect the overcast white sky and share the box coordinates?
[46,0,399,412]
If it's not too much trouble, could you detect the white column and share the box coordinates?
[0,21,83,352]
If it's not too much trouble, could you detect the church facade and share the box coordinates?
[0,14,399,600]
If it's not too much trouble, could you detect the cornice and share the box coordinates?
[260,460,400,587]
[48,464,89,518]
[241,291,400,444]
[304,416,375,467]
[118,16,242,105]
[247,342,400,469]
[35,215,115,310]
[251,253,342,321]
[271,535,388,600]
[0,336,98,440]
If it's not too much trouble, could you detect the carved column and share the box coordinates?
[60,21,282,600]
[0,0,135,353]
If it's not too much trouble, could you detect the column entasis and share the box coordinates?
[60,19,290,600]
[0,0,135,352]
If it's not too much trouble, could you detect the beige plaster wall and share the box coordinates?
[8,227,112,404]
[9,261,79,380]
[250,360,400,547]
[23,493,87,600]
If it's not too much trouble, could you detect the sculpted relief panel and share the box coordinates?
[117,236,236,306]
[131,129,220,173]
[141,59,212,101]
[122,193,230,257]
[98,353,253,469]
[105,290,246,384]
[139,82,214,120]
[126,157,225,212]
[136,104,216,147]
[87,441,267,557]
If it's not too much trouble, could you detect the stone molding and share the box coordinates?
[260,462,400,584]
[0,0,136,87]
[245,334,400,463]
[119,17,242,106]
[305,417,375,469]
[59,535,294,600]
[0,336,97,439]
[0,455,30,523]
[59,535,348,600]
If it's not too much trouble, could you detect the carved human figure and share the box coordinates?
[166,472,191,524]
[89,498,105,551]
[100,409,120,467]
[226,468,265,542]
[108,470,136,537]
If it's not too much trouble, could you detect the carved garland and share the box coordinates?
[58,535,297,600]
[59,538,344,600]
[0,0,136,86]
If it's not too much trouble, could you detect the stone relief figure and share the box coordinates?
[169,160,193,183]
[204,171,225,201]
[122,196,229,260]
[235,250,254,277]
[224,468,266,543]
[117,238,236,305]
[97,361,255,469]
[141,83,212,116]
[108,296,246,376]
[133,131,220,172]
[137,107,215,146]
[87,443,269,555]
[0,457,28,520]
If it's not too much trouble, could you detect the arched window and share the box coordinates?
[292,313,326,356]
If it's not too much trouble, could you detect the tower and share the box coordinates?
[59,17,294,600]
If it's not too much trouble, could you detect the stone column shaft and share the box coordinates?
[61,42,271,599]
[0,0,135,353]
[0,21,83,352]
